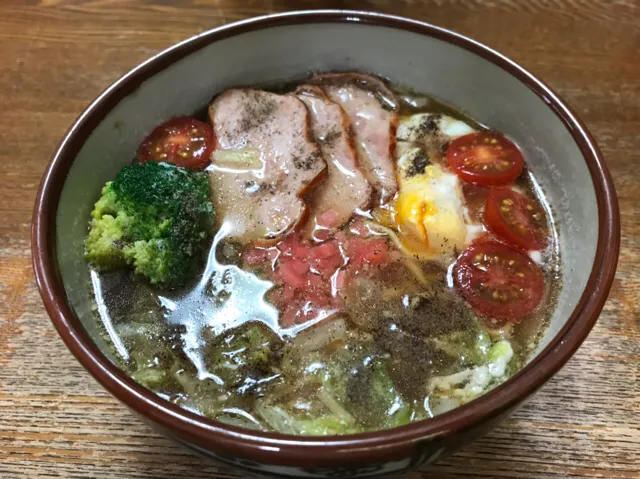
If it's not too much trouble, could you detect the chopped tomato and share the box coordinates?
[346,237,389,269]
[310,243,343,276]
[363,240,390,265]
[138,117,215,169]
[312,242,340,259]
[277,235,297,255]
[454,241,544,323]
[290,259,310,276]
[293,243,311,258]
[484,188,548,251]
[334,231,348,244]
[307,274,325,289]
[306,290,329,305]
[244,231,391,327]
[275,258,307,289]
[447,132,524,185]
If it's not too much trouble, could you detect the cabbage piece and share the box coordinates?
[254,352,363,436]
[345,358,413,430]
[255,401,362,436]
[432,325,493,365]
[429,340,514,409]
[259,337,418,434]
[315,352,414,430]
[203,323,284,392]
[115,321,186,391]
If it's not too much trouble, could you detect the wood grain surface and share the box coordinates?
[0,1,638,478]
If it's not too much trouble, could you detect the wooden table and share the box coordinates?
[1,1,638,477]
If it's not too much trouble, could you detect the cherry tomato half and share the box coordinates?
[454,241,544,323]
[484,188,547,251]
[447,132,524,185]
[138,117,215,169]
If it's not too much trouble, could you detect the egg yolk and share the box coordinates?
[394,167,469,257]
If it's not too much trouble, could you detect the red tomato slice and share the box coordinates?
[453,241,544,322]
[484,188,548,250]
[447,132,524,185]
[138,117,215,169]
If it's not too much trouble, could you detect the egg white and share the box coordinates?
[396,113,476,145]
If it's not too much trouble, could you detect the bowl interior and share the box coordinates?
[55,21,597,369]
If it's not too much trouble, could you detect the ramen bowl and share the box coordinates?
[32,10,619,478]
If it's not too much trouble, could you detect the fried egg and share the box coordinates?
[394,147,477,258]
[389,113,482,259]
[396,113,477,146]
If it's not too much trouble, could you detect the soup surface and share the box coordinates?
[86,73,561,435]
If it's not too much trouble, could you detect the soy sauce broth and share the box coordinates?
[89,79,561,434]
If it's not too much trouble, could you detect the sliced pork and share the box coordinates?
[310,73,399,203]
[208,89,326,243]
[295,85,372,236]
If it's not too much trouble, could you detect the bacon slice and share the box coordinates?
[208,89,326,243]
[295,85,372,236]
[311,73,399,203]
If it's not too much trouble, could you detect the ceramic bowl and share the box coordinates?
[32,10,619,478]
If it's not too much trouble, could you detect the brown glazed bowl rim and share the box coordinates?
[32,10,620,466]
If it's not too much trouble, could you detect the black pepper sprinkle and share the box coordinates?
[239,91,277,131]
[406,152,431,177]
[322,129,341,147]
[418,113,441,135]
[293,150,322,170]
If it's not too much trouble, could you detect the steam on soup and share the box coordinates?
[85,73,560,435]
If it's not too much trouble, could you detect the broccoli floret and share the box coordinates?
[85,161,213,287]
